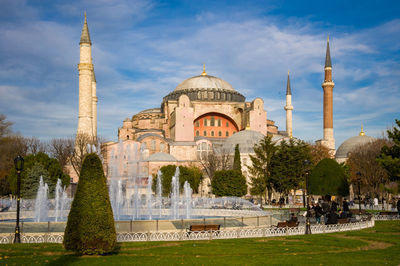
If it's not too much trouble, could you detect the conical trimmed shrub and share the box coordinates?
[64,153,116,255]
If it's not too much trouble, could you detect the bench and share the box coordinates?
[379,211,398,216]
[187,224,221,234]
[276,221,299,228]
[337,218,350,224]
[289,208,300,213]
[350,209,366,215]
[0,206,10,212]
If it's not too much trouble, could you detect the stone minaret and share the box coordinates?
[321,36,335,151]
[77,13,97,138]
[92,71,97,137]
[284,70,293,138]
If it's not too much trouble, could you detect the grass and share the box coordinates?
[0,220,399,265]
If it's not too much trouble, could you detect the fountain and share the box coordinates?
[183,181,192,219]
[34,176,49,222]
[1,140,268,230]
[54,179,68,222]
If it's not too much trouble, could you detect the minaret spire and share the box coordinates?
[284,70,293,138]
[80,12,92,45]
[325,35,331,68]
[286,70,292,95]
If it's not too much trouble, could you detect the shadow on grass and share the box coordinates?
[47,243,121,265]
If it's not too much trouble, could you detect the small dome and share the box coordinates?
[174,75,235,92]
[223,130,264,153]
[145,152,177,162]
[336,135,376,159]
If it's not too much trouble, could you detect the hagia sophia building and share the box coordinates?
[75,15,375,196]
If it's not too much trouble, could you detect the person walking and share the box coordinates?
[313,203,323,224]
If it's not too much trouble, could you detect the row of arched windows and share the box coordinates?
[196,130,229,137]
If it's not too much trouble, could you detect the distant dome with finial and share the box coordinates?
[335,125,375,160]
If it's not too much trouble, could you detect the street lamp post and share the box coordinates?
[356,171,362,214]
[304,160,311,235]
[14,155,24,244]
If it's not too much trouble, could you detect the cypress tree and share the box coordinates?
[233,144,242,173]
[64,153,116,255]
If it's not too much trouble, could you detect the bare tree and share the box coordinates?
[0,114,13,138]
[0,135,28,180]
[200,147,232,181]
[307,142,331,166]
[70,133,106,178]
[49,137,75,173]
[347,139,390,196]
[25,137,47,155]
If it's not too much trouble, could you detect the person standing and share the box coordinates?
[397,198,400,215]
[374,197,379,210]
[343,199,349,217]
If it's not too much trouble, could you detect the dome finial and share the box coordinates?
[202,63,207,76]
[359,124,365,136]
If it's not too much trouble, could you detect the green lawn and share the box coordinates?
[1,221,399,265]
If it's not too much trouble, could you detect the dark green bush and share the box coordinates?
[211,170,247,197]
[308,158,349,197]
[63,153,116,255]
[152,165,202,195]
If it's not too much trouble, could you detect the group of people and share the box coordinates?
[306,198,352,225]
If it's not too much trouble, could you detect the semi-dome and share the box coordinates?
[336,129,376,159]
[223,130,264,153]
[174,74,235,92]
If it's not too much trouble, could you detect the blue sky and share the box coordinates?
[0,0,399,148]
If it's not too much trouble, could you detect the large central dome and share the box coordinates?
[174,74,235,92]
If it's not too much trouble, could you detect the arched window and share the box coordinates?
[218,119,221,126]
[195,121,200,127]
[218,131,222,137]
[211,116,215,126]
[196,130,200,136]
[226,122,229,127]
[127,135,129,140]
[226,131,229,137]
[204,131,207,136]
[211,131,214,137]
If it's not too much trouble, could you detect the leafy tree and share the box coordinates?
[308,158,349,197]
[270,139,311,194]
[153,165,202,195]
[377,119,400,182]
[348,139,390,195]
[248,135,277,203]
[8,152,70,198]
[211,170,247,197]
[0,177,11,196]
[23,162,49,199]
[233,144,241,173]
[64,153,116,255]
[179,166,202,193]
